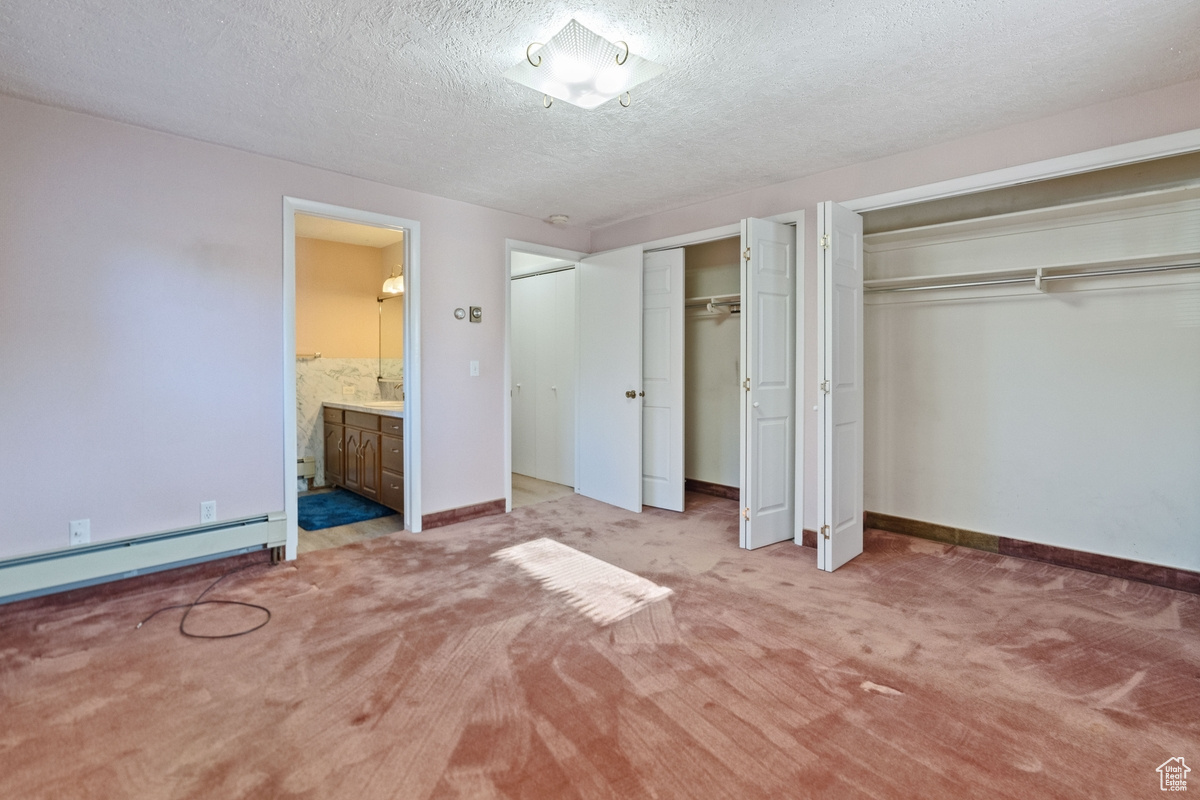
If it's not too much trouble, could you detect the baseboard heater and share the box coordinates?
[0,512,286,604]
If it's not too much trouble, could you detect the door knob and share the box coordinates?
[752,402,760,408]
[625,390,637,399]
[638,391,645,397]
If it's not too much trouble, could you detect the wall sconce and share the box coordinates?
[503,19,666,110]
[382,265,404,294]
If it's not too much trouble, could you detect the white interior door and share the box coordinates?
[576,245,645,512]
[740,218,797,549]
[642,249,684,512]
[817,200,865,571]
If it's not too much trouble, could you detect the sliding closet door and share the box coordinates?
[642,248,684,512]
[817,200,864,572]
[512,270,576,486]
[538,269,575,486]
[577,245,644,512]
[511,276,538,477]
[740,218,797,549]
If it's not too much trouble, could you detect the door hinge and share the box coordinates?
[743,247,751,263]
[820,234,830,251]
[743,378,750,392]
[742,507,750,520]
[819,379,830,394]
[820,524,831,540]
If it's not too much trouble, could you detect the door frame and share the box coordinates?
[283,198,423,558]
[504,240,588,511]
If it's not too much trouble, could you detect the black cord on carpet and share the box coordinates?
[136,562,271,639]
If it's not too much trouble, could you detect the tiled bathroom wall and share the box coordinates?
[297,357,401,487]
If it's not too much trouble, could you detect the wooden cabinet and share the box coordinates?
[381,431,404,511]
[322,406,403,513]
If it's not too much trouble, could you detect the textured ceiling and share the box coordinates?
[2,1,1199,229]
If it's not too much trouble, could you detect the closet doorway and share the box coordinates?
[676,238,741,505]
[638,218,800,550]
[508,247,585,510]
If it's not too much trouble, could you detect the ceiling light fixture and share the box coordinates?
[382,265,404,294]
[503,19,666,110]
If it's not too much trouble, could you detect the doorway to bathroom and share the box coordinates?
[283,198,422,560]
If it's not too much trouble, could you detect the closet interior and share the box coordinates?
[860,154,1200,571]
[681,237,742,501]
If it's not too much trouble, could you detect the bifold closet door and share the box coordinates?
[740,217,798,550]
[817,200,864,572]
[642,249,684,512]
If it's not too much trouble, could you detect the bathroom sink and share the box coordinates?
[361,401,404,409]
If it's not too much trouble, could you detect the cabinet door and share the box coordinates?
[323,423,344,486]
[344,427,362,491]
[359,432,380,499]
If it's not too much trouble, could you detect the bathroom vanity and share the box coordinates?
[322,402,404,514]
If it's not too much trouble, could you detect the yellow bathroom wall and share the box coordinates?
[295,237,381,358]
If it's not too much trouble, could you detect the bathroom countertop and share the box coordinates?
[324,400,404,419]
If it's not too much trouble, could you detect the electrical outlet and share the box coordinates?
[200,500,217,524]
[342,385,355,396]
[470,360,480,377]
[69,519,90,546]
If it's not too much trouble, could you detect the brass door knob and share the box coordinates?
[625,390,637,399]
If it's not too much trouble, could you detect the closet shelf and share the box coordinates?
[684,293,741,311]
[865,254,1200,294]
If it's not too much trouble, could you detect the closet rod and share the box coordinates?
[511,264,575,279]
[866,261,1200,294]
[684,300,741,311]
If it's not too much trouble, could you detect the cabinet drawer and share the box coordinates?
[380,470,405,512]
[381,416,403,435]
[344,411,380,430]
[382,435,404,474]
[323,407,343,423]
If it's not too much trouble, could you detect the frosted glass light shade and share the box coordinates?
[382,273,404,294]
[504,20,666,110]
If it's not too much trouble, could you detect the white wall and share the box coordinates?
[592,78,1200,535]
[866,283,1200,571]
[0,94,588,562]
[863,190,1200,571]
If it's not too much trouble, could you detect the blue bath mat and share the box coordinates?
[298,489,398,531]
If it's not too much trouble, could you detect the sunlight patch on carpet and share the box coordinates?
[492,538,672,626]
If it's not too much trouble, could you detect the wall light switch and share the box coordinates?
[69,519,90,546]
[469,360,480,377]
[200,501,217,524]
